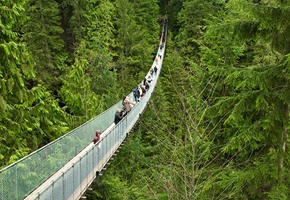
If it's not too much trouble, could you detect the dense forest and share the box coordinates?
[1,0,290,199]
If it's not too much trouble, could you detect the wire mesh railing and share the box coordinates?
[0,99,125,200]
[0,20,167,200]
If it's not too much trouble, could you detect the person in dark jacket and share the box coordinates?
[93,130,101,144]
[162,34,166,44]
[114,109,124,124]
[133,87,140,102]
[143,76,147,85]
[154,65,158,74]
[144,81,149,91]
[150,67,154,76]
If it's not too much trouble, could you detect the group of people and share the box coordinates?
[95,71,158,144]
[113,70,158,125]
[114,96,135,124]
[133,75,154,101]
[93,21,166,144]
[112,43,163,125]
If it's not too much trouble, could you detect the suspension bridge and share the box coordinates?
[0,22,167,200]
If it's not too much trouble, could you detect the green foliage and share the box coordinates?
[187,0,290,198]
[133,0,160,42]
[2,0,290,199]
[166,0,183,36]
[0,0,69,168]
[59,49,103,118]
[113,0,159,91]
[60,0,89,46]
[176,0,216,59]
[83,0,119,106]
[0,0,34,166]
[93,174,148,200]
[22,0,66,92]
[100,0,290,199]
[227,0,290,54]
[59,0,118,119]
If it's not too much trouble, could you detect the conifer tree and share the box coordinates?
[166,0,183,36]
[192,0,290,198]
[133,0,160,43]
[60,0,88,49]
[0,0,69,167]
[84,0,118,106]
[22,0,66,93]
[176,0,215,61]
[114,0,155,90]
[59,0,118,119]
[0,0,34,166]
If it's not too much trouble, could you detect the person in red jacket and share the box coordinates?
[93,130,101,144]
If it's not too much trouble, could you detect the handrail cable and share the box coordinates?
[0,19,167,200]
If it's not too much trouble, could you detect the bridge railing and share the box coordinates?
[25,37,165,199]
[0,20,167,200]
[0,98,125,200]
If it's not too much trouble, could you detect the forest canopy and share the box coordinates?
[1,0,290,199]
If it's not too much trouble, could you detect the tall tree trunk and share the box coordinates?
[278,104,289,182]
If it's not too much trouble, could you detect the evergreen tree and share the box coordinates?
[98,0,290,199]
[133,0,160,43]
[22,0,66,93]
[0,0,34,166]
[60,0,88,49]
[59,0,118,119]
[176,0,215,62]
[85,0,119,106]
[166,0,183,36]
[0,0,69,167]
[114,0,156,90]
[191,0,290,198]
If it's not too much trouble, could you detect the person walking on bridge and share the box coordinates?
[122,96,135,114]
[93,130,101,144]
[133,87,140,102]
[114,109,125,124]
